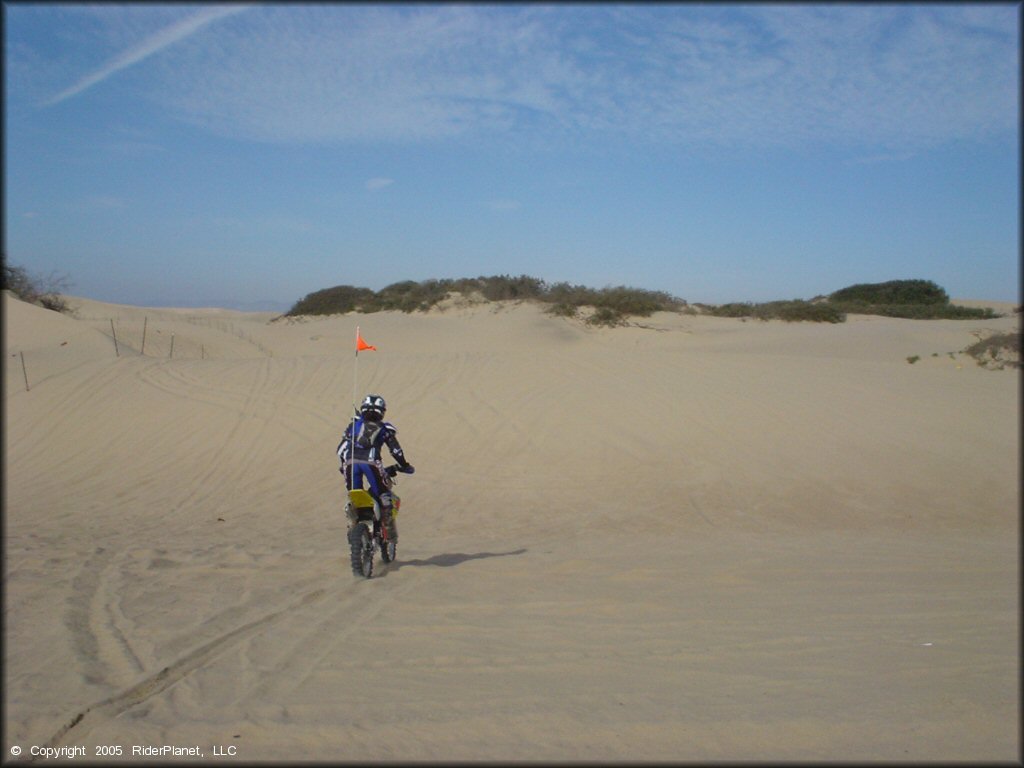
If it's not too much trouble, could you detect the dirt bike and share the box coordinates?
[345,463,414,578]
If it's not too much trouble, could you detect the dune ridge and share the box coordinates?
[4,291,1019,761]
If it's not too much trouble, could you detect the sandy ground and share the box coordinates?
[3,291,1020,762]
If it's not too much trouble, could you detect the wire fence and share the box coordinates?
[76,314,275,358]
[10,314,274,392]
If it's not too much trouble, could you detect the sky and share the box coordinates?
[3,3,1020,310]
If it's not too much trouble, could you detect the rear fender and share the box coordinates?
[348,489,379,521]
[347,489,401,519]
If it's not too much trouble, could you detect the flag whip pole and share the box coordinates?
[350,325,361,491]
[349,327,376,491]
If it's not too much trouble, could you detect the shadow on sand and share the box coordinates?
[390,548,527,572]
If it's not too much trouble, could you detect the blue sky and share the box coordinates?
[4,3,1019,310]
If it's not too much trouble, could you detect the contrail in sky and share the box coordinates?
[43,5,249,107]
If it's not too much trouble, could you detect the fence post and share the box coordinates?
[110,319,120,357]
[20,351,29,392]
[169,333,175,359]
[141,316,148,355]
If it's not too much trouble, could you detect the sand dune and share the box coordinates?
[3,291,1019,761]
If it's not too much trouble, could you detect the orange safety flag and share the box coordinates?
[356,327,376,352]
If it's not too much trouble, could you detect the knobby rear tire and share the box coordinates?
[349,522,374,578]
[380,532,397,563]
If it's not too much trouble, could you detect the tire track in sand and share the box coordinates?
[40,564,422,753]
[38,583,331,754]
[135,357,337,517]
[137,357,336,442]
[5,359,134,481]
[152,358,274,517]
[64,547,125,687]
[243,569,422,702]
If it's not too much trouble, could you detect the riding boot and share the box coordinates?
[380,505,398,542]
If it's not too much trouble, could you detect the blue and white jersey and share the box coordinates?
[337,417,408,468]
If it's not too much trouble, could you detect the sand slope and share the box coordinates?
[3,292,1019,761]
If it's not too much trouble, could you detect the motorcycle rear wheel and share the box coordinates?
[349,522,374,578]
[380,533,397,563]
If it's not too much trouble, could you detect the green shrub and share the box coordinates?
[288,285,376,315]
[586,306,628,327]
[591,285,682,316]
[545,302,578,318]
[474,274,546,301]
[707,300,845,322]
[825,279,1002,319]
[708,302,756,318]
[374,279,454,312]
[285,274,687,319]
[772,301,846,323]
[282,274,1001,324]
[544,281,601,308]
[830,279,949,305]
[375,280,421,311]
[963,332,1021,369]
[828,302,998,319]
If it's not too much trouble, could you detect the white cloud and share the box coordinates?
[29,5,1020,151]
[366,178,394,191]
[42,5,250,106]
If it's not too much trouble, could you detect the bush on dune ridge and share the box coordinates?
[827,279,999,319]
[2,257,73,313]
[709,300,846,323]
[707,280,1002,322]
[830,302,1000,320]
[287,284,376,315]
[830,279,949,305]
[286,274,684,326]
[286,275,1004,325]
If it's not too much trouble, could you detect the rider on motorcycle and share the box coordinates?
[337,394,414,539]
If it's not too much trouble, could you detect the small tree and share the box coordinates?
[1,256,73,313]
[2,259,34,297]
